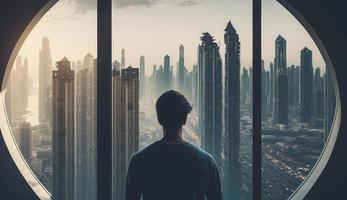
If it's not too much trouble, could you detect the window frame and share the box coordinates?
[0,0,341,199]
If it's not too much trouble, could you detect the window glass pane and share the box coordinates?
[113,0,252,199]
[4,1,97,199]
[261,0,337,199]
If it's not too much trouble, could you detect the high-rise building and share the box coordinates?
[261,59,266,113]
[241,68,249,107]
[299,47,313,125]
[121,49,125,69]
[155,65,165,98]
[288,65,295,107]
[75,53,96,200]
[178,45,185,92]
[52,57,75,200]
[265,70,271,113]
[39,37,53,123]
[19,121,32,162]
[191,65,199,108]
[198,32,222,172]
[314,67,324,120]
[139,55,146,98]
[163,55,171,91]
[113,66,139,200]
[10,56,29,121]
[275,35,288,126]
[268,62,275,114]
[149,64,157,101]
[223,21,241,200]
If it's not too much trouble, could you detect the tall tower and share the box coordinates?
[39,37,53,123]
[299,47,313,125]
[275,35,288,126]
[75,53,96,200]
[198,32,222,170]
[163,55,171,91]
[139,55,145,98]
[178,45,185,92]
[269,62,274,114]
[19,121,32,162]
[113,66,139,200]
[121,49,125,69]
[223,21,241,200]
[314,67,324,120]
[52,57,75,200]
[241,68,249,107]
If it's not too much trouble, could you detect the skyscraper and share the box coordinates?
[139,55,145,98]
[178,45,185,92]
[52,57,75,200]
[288,65,295,107]
[198,32,222,170]
[39,37,53,123]
[275,35,288,126]
[14,56,29,117]
[314,67,324,120]
[155,65,165,98]
[121,48,125,69]
[18,121,32,162]
[113,66,139,200]
[241,68,249,107]
[268,62,275,114]
[224,21,241,200]
[261,59,266,113]
[163,54,171,91]
[299,47,313,125]
[75,53,96,200]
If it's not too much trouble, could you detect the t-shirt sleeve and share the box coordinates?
[125,154,142,200]
[206,158,223,200]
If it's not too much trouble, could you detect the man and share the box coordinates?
[125,90,223,200]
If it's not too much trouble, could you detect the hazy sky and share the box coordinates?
[15,0,325,81]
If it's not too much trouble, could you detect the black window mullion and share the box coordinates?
[97,0,113,199]
[253,0,262,199]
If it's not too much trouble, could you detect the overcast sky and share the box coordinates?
[15,0,325,82]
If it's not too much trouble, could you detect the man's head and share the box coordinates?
[156,90,192,133]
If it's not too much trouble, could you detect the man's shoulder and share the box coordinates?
[134,141,215,162]
[130,141,162,160]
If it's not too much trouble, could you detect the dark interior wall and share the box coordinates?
[0,1,49,199]
[0,0,346,199]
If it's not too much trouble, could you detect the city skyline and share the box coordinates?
[14,0,324,83]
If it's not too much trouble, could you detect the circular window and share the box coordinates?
[0,0,339,199]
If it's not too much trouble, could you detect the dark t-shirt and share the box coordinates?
[125,140,223,200]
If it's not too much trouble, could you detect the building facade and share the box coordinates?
[52,57,75,200]
[113,66,139,200]
[223,21,241,200]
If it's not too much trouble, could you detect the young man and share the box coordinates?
[125,90,223,200]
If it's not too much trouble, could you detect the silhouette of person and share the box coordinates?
[125,90,223,200]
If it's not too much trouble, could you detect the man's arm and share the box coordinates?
[206,159,223,200]
[125,154,142,200]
